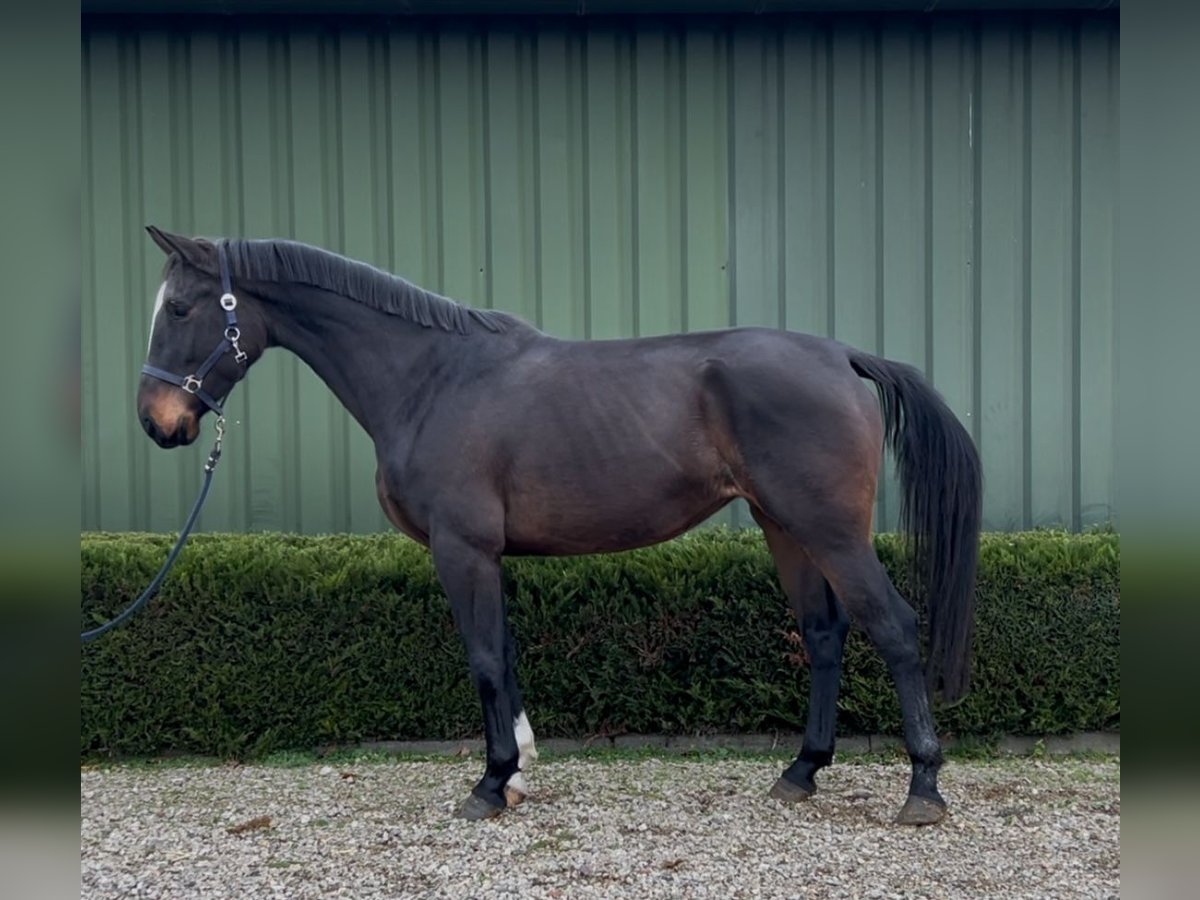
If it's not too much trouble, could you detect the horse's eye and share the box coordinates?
[166,299,188,319]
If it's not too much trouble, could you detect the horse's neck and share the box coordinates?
[262,285,449,439]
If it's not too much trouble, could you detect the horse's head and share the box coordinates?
[138,226,266,448]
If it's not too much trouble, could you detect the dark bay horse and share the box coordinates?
[136,226,981,826]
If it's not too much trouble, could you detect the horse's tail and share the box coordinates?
[848,348,983,703]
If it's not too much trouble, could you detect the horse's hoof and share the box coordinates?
[457,793,503,821]
[769,776,815,803]
[895,795,946,826]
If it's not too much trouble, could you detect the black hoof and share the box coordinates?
[769,776,815,803]
[895,794,946,826]
[457,792,504,821]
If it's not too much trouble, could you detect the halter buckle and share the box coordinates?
[220,293,238,311]
[182,374,202,394]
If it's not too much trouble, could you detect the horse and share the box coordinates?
[136,226,981,826]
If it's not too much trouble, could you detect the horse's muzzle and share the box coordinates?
[138,388,200,448]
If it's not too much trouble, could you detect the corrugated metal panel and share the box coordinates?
[81,12,1117,535]
[82,17,732,534]
[726,13,1117,531]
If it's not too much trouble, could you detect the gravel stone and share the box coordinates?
[81,755,1119,899]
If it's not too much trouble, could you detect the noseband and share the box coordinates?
[141,241,248,416]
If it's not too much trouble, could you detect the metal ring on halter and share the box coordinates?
[225,325,241,342]
[220,293,238,311]
[182,374,202,394]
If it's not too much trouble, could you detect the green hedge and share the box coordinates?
[81,528,1119,759]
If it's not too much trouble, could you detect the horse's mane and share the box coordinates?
[221,238,518,335]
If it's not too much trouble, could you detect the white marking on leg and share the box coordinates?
[147,281,165,352]
[505,710,538,804]
[514,710,538,770]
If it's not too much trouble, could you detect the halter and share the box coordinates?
[140,240,248,416]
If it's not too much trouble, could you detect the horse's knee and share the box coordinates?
[801,609,850,669]
[467,651,506,696]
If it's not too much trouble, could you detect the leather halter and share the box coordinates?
[141,241,247,415]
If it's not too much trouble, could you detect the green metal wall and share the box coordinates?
[82,11,1117,535]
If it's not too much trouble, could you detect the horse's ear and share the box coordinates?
[145,225,215,270]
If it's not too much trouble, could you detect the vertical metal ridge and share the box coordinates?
[230,27,253,532]
[922,23,933,377]
[416,33,432,285]
[971,20,983,450]
[118,35,138,524]
[825,25,836,339]
[324,29,348,533]
[808,32,821,335]
[383,31,396,275]
[531,30,543,328]
[128,32,148,528]
[677,28,687,334]
[1070,22,1083,531]
[472,28,484,306]
[268,31,290,531]
[629,32,640,337]
[873,24,884,355]
[82,36,101,524]
[374,30,390,533]
[570,29,583,333]
[220,25,241,528]
[714,23,727,327]
[281,29,302,532]
[679,28,689,334]
[776,28,786,332]
[369,32,382,265]
[1021,26,1033,529]
[581,31,594,338]
[224,28,240,236]
[522,29,534,320]
[174,29,192,520]
[432,33,445,292]
[366,33,386,536]
[481,31,495,312]
[720,26,729,328]
[873,25,886,530]
[178,29,193,229]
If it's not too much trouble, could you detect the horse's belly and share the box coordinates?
[500,461,740,556]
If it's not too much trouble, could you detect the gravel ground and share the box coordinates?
[81,753,1119,899]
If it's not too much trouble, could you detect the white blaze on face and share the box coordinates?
[505,710,538,801]
[147,281,166,352]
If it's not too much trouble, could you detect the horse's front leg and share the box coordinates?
[430,526,534,819]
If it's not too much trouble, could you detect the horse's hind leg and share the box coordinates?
[805,538,948,825]
[753,508,850,802]
[711,354,948,823]
[747,474,945,823]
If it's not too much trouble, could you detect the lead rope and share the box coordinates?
[80,416,226,644]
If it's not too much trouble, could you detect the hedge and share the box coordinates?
[81,528,1119,760]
